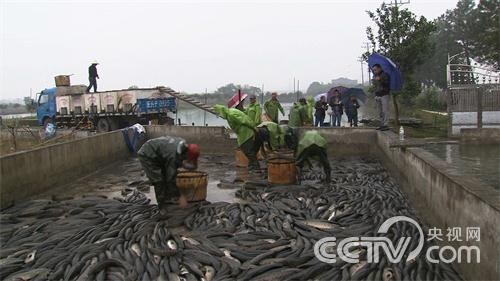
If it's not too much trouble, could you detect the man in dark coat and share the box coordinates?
[328,90,343,127]
[314,96,328,127]
[87,61,99,93]
[137,136,200,211]
[345,96,360,127]
[372,64,391,130]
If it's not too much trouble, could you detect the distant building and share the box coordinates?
[331,77,358,87]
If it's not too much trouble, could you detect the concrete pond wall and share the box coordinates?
[1,130,131,206]
[0,125,498,280]
[374,131,499,281]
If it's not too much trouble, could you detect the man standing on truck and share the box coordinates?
[86,61,99,93]
[137,136,200,212]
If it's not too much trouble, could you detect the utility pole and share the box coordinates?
[261,84,264,105]
[363,42,372,85]
[203,88,207,126]
[293,77,296,98]
[297,80,300,101]
[357,57,365,85]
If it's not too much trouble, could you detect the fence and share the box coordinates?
[447,85,500,112]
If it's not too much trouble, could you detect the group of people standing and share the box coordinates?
[214,93,331,182]
[313,89,360,128]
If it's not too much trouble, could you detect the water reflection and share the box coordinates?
[424,143,500,189]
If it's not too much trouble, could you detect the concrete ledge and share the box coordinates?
[145,125,236,155]
[0,131,131,206]
[376,131,499,281]
[298,127,377,158]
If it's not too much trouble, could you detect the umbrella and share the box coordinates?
[341,88,367,104]
[368,53,403,91]
[314,93,328,102]
[327,86,349,100]
[227,92,248,108]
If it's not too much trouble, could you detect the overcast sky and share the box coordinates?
[1,0,458,99]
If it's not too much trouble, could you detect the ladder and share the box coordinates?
[157,87,216,115]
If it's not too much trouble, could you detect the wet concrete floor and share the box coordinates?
[35,155,249,204]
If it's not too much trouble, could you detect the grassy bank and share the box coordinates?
[392,107,449,138]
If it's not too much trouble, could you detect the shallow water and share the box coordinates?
[423,143,500,189]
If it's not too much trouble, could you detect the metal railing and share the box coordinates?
[447,63,500,86]
[447,85,500,112]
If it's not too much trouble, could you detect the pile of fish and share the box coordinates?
[0,158,462,280]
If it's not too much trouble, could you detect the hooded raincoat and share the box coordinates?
[245,103,262,127]
[289,103,306,127]
[296,130,327,157]
[264,99,285,123]
[296,131,330,182]
[257,121,285,151]
[214,105,255,146]
[305,97,314,125]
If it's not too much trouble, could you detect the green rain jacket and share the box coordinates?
[137,136,187,186]
[245,103,262,127]
[257,121,285,150]
[214,105,255,146]
[306,97,314,125]
[297,130,327,156]
[289,103,306,127]
[264,99,285,122]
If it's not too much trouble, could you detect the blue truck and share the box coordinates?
[35,85,176,132]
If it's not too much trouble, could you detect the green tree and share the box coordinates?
[214,83,262,99]
[413,15,464,88]
[305,81,333,96]
[469,0,499,69]
[24,97,35,112]
[365,3,435,125]
[414,0,498,87]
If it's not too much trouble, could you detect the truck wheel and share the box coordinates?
[97,118,111,132]
[109,118,119,131]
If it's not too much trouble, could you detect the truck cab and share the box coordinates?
[36,87,57,126]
